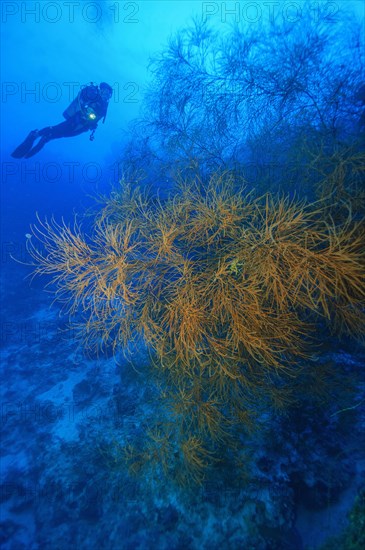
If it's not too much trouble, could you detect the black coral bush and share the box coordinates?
[27,170,365,481]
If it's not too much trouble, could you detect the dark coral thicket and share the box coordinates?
[28,159,365,483]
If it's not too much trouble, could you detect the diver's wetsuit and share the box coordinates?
[23,114,97,158]
[40,116,93,139]
[11,85,109,158]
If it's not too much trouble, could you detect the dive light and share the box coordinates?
[85,107,97,120]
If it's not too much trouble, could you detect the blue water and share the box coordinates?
[1,2,365,549]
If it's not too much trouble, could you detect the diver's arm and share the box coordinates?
[87,101,106,140]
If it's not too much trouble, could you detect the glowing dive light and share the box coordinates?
[85,107,97,120]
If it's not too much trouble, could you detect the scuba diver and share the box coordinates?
[11,82,113,158]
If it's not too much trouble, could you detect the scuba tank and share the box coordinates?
[63,96,79,119]
[63,83,99,120]
[62,82,110,140]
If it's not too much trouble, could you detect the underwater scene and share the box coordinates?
[1,1,365,548]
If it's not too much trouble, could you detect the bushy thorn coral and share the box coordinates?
[26,171,365,479]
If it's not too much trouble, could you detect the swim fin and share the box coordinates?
[11,130,39,158]
[24,136,49,158]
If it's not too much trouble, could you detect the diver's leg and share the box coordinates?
[23,126,55,158]
[44,119,88,138]
[23,136,51,158]
[22,120,88,158]
[11,130,40,158]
